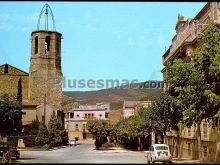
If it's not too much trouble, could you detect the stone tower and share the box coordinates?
[28,4,63,123]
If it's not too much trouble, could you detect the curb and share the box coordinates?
[19,145,68,151]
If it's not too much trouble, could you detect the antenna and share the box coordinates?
[37,3,56,31]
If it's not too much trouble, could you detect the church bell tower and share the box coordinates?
[28,4,63,122]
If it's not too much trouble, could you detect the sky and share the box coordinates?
[0,2,206,91]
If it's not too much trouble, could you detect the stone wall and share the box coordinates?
[29,31,63,118]
[0,64,29,101]
[109,109,122,125]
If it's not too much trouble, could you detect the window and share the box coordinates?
[187,143,191,156]
[35,36,38,54]
[42,116,45,123]
[76,114,79,118]
[70,113,74,118]
[4,64,8,74]
[56,37,60,54]
[83,124,86,130]
[45,36,50,53]
[88,114,91,118]
[105,113,108,118]
[75,124,78,130]
[155,146,168,150]
[187,127,191,137]
[203,146,208,158]
[150,146,154,152]
[203,122,208,139]
[85,113,87,118]
[99,114,102,118]
[92,113,94,118]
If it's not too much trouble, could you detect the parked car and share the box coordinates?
[0,142,20,159]
[69,140,76,146]
[145,144,172,164]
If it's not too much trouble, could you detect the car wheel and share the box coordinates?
[151,158,154,164]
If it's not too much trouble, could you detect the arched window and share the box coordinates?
[45,36,50,53]
[35,36,38,54]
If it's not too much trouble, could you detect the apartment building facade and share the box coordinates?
[162,2,220,162]
[65,103,110,141]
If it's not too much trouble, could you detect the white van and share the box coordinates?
[145,144,172,164]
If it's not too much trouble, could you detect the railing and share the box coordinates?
[163,20,201,64]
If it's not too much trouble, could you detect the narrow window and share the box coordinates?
[56,37,60,54]
[35,36,38,54]
[4,64,8,74]
[187,127,191,137]
[203,146,208,157]
[70,113,74,118]
[105,113,108,118]
[45,36,50,53]
[83,124,86,130]
[75,124,78,130]
[187,143,191,156]
[203,122,208,139]
[76,114,79,118]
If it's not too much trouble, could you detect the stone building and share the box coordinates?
[161,2,220,163]
[0,4,63,126]
[65,103,110,141]
[122,101,153,118]
[109,109,123,125]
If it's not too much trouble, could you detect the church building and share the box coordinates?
[0,4,64,126]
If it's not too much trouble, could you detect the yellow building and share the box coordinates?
[162,2,220,163]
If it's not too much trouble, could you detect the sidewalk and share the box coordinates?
[18,145,68,151]
[97,143,129,153]
[172,158,201,164]
[18,147,46,151]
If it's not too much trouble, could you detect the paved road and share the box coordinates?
[11,140,201,164]
[15,140,148,164]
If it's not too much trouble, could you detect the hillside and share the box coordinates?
[63,82,162,110]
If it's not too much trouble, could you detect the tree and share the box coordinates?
[169,22,220,160]
[150,92,182,158]
[35,122,49,146]
[0,94,22,136]
[23,119,40,135]
[112,108,152,150]
[87,119,111,149]
[16,77,23,134]
[48,111,66,147]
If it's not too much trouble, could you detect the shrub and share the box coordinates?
[35,123,49,146]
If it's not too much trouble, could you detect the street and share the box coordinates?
[9,140,202,164]
[15,140,148,164]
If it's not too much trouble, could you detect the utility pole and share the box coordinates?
[44,94,46,124]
